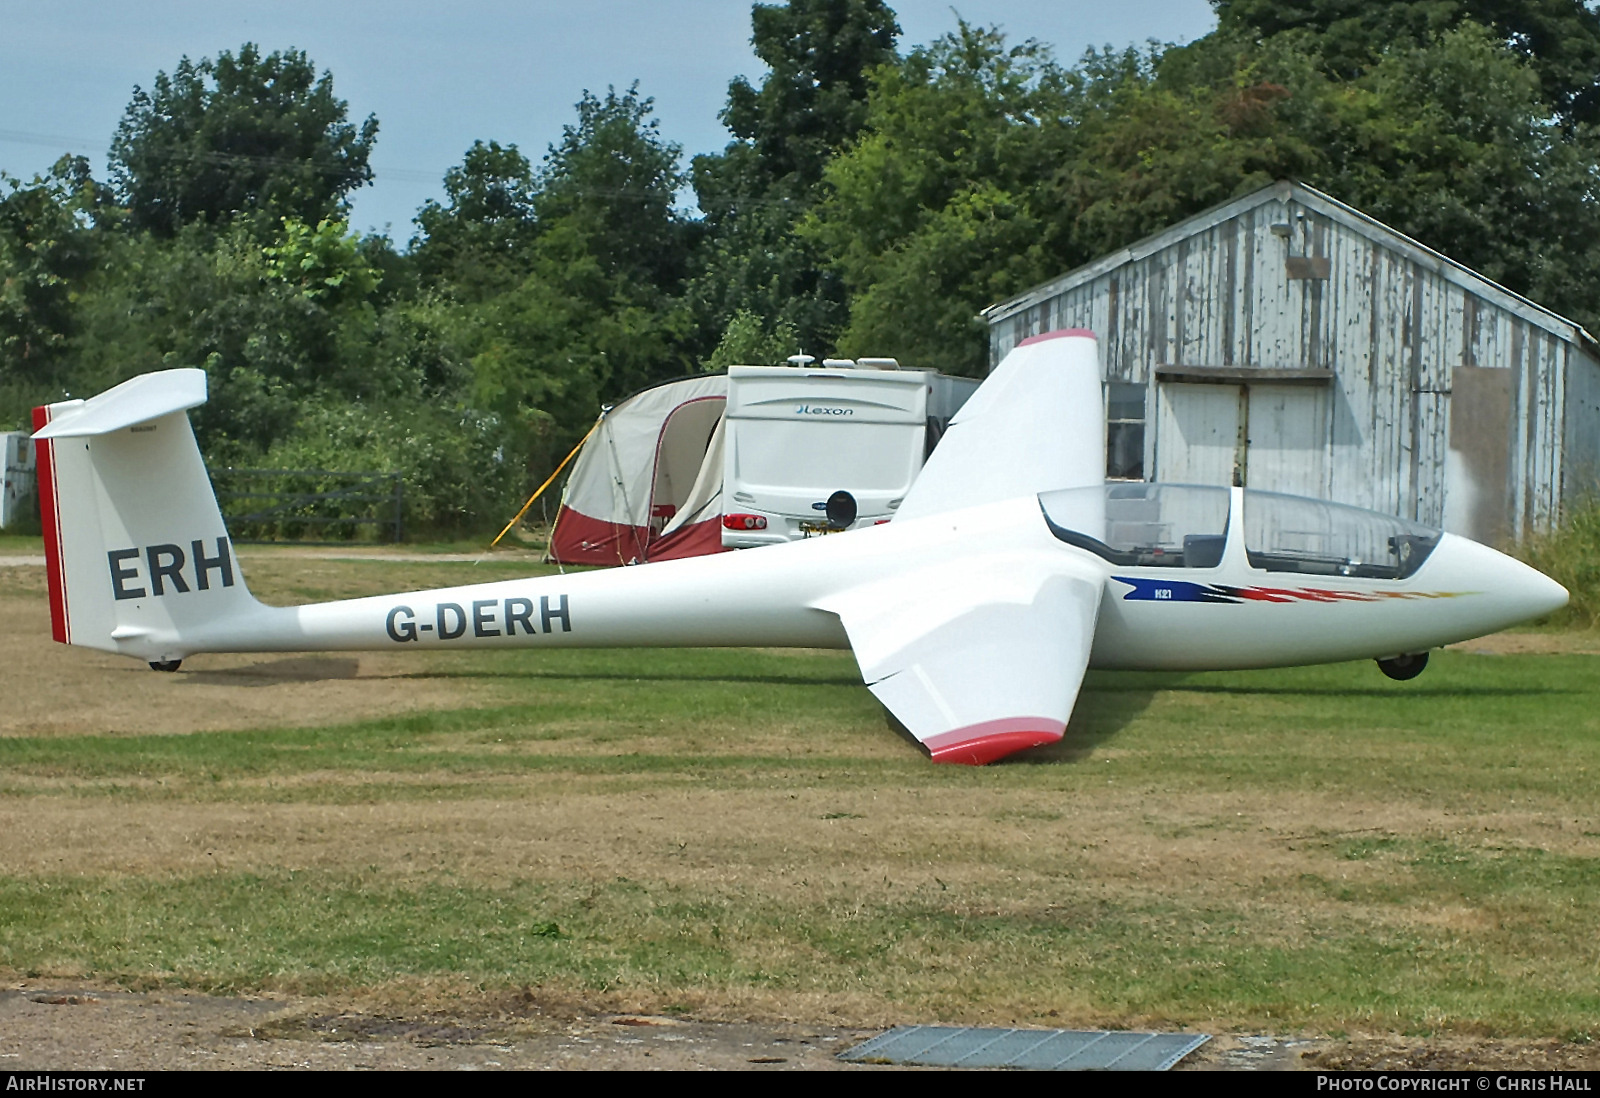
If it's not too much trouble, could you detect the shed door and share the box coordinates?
[1155,382,1244,486]
[1243,384,1328,497]
[1155,381,1328,492]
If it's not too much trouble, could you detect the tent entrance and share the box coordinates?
[649,396,724,535]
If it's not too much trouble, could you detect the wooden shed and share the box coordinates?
[982,181,1600,543]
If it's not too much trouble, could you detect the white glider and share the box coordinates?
[30,331,1568,765]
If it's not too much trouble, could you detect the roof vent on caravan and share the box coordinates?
[857,358,900,370]
[821,358,856,369]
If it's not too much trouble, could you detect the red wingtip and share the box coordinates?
[1018,328,1096,347]
[924,718,1067,766]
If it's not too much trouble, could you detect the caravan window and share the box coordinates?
[731,420,923,493]
[1243,491,1439,579]
[1040,483,1230,567]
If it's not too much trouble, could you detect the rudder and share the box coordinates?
[31,369,258,662]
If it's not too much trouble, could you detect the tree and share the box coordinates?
[264,217,381,308]
[0,156,113,408]
[110,44,378,235]
[535,85,690,290]
[411,140,539,298]
[719,0,901,196]
[1057,37,1325,262]
[804,23,1076,373]
[704,308,799,370]
[687,0,902,359]
[1309,25,1600,326]
[1212,0,1600,126]
[431,85,697,487]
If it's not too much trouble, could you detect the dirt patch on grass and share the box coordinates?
[1303,1035,1600,1071]
[0,596,533,737]
[0,982,873,1070]
[4,981,1595,1070]
[1447,631,1600,655]
[4,786,1590,898]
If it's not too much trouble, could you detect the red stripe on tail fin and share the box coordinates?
[30,405,68,644]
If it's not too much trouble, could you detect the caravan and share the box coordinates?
[1,432,36,530]
[546,360,978,565]
[719,362,978,548]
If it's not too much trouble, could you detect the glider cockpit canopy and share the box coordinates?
[1041,483,1441,579]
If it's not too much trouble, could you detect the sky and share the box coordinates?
[0,1,1218,240]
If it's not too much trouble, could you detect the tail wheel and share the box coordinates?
[149,660,183,673]
[1376,652,1428,681]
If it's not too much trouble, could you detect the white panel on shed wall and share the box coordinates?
[1252,203,1286,369]
[1508,322,1529,538]
[1531,332,1564,530]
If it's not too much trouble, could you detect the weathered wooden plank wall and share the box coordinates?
[987,184,1600,538]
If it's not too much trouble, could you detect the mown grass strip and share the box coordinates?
[2,850,1597,1034]
[4,642,1599,1034]
[2,652,1596,802]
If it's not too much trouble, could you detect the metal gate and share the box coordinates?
[216,468,404,543]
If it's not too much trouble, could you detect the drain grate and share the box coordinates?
[838,1026,1210,1070]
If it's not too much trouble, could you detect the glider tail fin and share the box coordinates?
[31,368,258,662]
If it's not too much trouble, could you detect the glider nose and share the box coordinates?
[1433,534,1568,626]
[1522,563,1570,619]
[1487,542,1567,619]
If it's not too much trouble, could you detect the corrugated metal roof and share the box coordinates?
[983,181,1598,354]
[837,1025,1211,1070]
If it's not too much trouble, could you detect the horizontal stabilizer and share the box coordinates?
[32,368,207,440]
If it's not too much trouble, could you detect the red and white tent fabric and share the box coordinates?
[548,374,730,565]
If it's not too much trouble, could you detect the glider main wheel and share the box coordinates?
[1376,652,1428,681]
[148,659,183,673]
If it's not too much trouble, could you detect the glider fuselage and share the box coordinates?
[127,486,1561,675]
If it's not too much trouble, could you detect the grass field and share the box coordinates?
[1,551,1598,1040]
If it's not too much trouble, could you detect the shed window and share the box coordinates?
[1106,382,1145,480]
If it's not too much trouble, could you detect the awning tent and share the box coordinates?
[548,374,730,565]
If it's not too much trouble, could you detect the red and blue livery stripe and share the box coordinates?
[1113,577,1468,604]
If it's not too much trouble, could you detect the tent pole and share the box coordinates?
[490,414,605,549]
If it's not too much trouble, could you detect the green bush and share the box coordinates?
[216,400,518,539]
[1518,501,1600,627]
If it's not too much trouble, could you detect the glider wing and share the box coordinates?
[819,549,1106,764]
[895,331,1104,521]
